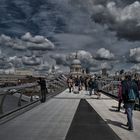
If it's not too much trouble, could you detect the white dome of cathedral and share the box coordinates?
[72,59,81,65]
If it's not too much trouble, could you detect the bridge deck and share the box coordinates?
[0,89,140,140]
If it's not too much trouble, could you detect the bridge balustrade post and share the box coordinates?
[112,83,114,95]
[18,90,24,107]
[0,94,5,114]
[0,91,9,114]
[107,84,109,92]
[30,86,35,102]
[30,94,33,102]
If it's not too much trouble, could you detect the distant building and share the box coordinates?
[101,68,108,77]
[70,53,82,77]
[0,74,26,87]
[15,68,33,76]
[51,65,55,74]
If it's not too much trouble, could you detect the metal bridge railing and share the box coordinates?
[0,83,39,114]
[0,78,67,116]
[101,80,140,109]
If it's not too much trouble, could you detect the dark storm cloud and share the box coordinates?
[90,67,101,72]
[92,0,140,6]
[95,48,115,60]
[131,64,140,71]
[0,53,15,74]
[0,51,12,69]
[91,1,140,41]
[90,61,114,72]
[50,54,69,66]
[21,32,55,50]
[22,55,41,66]
[35,62,50,72]
[0,59,13,69]
[100,62,113,70]
[68,50,98,68]
[0,33,55,50]
[0,49,23,69]
[0,0,140,73]
[51,50,99,70]
[1,0,140,41]
[8,56,23,68]
[54,65,70,74]
[129,47,140,63]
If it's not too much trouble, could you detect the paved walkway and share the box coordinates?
[0,89,140,140]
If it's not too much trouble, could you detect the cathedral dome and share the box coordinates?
[71,59,81,65]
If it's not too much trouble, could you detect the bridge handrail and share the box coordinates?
[0,83,39,114]
[101,80,139,108]
[0,77,67,115]
[0,83,38,94]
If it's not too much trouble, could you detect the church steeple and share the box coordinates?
[75,52,78,59]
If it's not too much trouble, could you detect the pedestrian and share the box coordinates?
[93,78,101,99]
[88,77,93,96]
[67,76,73,93]
[79,76,84,90]
[122,75,139,131]
[117,81,123,112]
[84,77,88,91]
[37,77,48,103]
[73,76,80,94]
[137,78,140,111]
[133,76,140,111]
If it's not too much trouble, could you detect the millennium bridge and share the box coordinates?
[0,75,140,140]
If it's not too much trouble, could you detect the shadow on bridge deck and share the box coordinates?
[65,99,121,140]
[0,89,140,140]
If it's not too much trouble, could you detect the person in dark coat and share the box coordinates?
[88,77,94,96]
[38,77,48,103]
[122,75,139,131]
[93,78,101,99]
[117,81,123,112]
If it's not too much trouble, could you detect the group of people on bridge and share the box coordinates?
[67,75,101,98]
[38,73,140,131]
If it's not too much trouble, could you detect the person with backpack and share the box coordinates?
[88,76,94,96]
[93,78,101,99]
[122,75,139,131]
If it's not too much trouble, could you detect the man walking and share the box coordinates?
[88,76,94,96]
[122,75,139,131]
[67,76,73,93]
[38,77,48,103]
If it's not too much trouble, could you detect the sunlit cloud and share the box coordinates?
[0,32,55,51]
[129,47,140,63]
[95,48,115,60]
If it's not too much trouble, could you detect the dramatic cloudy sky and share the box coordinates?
[0,0,140,74]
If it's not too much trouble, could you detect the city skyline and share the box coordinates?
[0,0,140,74]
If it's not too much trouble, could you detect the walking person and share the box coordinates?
[67,76,73,93]
[133,76,140,111]
[88,76,94,96]
[79,76,84,90]
[93,78,101,99]
[84,77,88,91]
[73,76,80,94]
[38,77,48,103]
[137,78,140,111]
[122,75,139,131]
[117,80,123,112]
